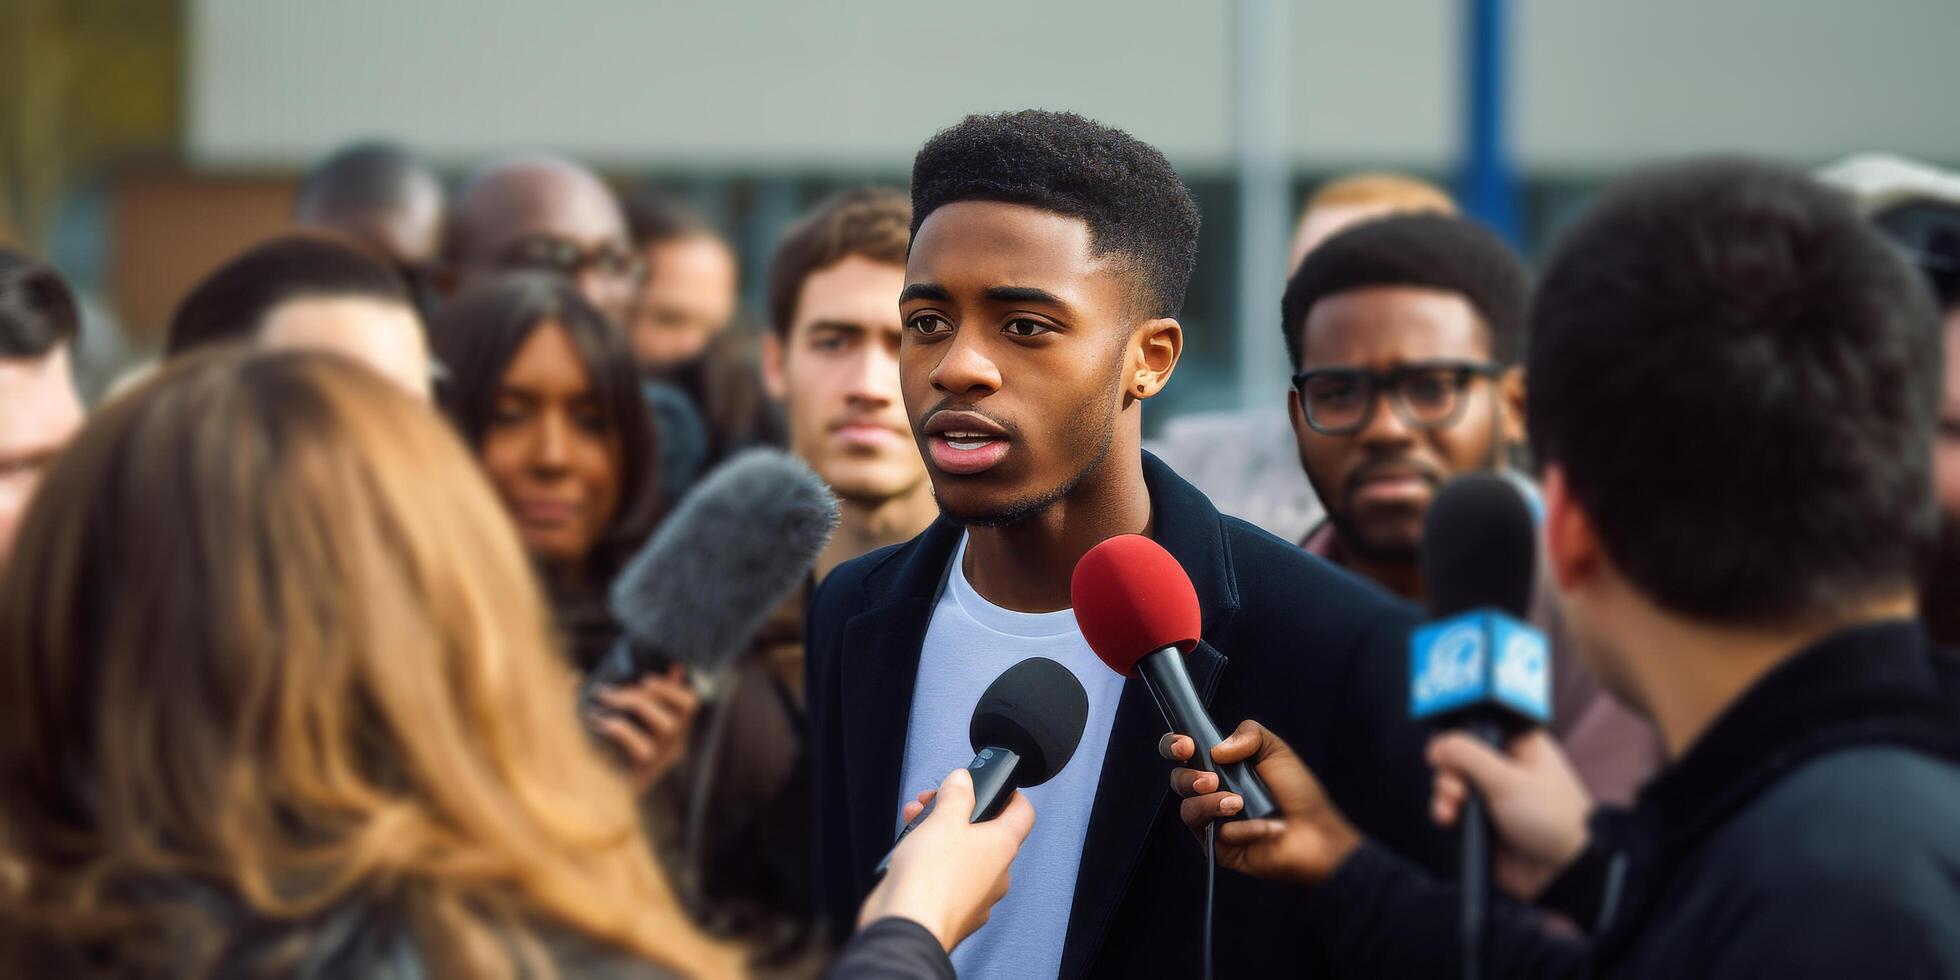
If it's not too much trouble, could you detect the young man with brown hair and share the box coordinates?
[673,188,939,968]
[762,187,939,581]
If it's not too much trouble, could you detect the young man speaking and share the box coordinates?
[806,110,1449,979]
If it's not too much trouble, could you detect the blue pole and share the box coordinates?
[1461,0,1521,246]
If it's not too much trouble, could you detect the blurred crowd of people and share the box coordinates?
[1,108,1957,980]
[0,143,995,978]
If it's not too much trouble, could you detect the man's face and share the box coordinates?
[0,345,84,563]
[766,254,924,505]
[899,201,1133,527]
[258,296,433,400]
[1289,286,1514,562]
[453,171,639,326]
[631,234,738,371]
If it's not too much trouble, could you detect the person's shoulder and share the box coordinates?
[1218,515,1421,633]
[1711,746,1960,914]
[1685,748,1960,975]
[1751,745,1960,861]
[1661,748,1960,977]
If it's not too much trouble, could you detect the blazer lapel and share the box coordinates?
[1059,455,1241,979]
[836,516,964,903]
[839,596,937,901]
[1060,638,1228,980]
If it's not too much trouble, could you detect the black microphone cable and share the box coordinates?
[1203,819,1217,980]
[1459,721,1500,980]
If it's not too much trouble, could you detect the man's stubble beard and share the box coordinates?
[936,372,1125,531]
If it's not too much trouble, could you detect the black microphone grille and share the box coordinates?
[969,657,1090,788]
[1420,473,1537,619]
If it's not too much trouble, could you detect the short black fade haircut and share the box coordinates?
[1529,158,1943,625]
[910,110,1200,319]
[1280,213,1530,368]
[0,248,80,358]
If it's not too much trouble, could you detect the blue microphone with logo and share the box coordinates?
[1409,474,1550,980]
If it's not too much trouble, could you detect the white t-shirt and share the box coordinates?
[896,534,1127,980]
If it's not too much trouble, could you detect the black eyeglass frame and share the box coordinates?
[1290,359,1507,436]
[494,236,647,284]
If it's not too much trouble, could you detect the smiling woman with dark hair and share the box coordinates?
[431,273,662,602]
[428,274,693,793]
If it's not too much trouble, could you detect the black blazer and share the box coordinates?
[806,453,1452,979]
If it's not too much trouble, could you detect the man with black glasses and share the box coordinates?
[440,155,645,327]
[1281,213,1660,804]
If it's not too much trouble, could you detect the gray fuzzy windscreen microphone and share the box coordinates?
[582,447,839,696]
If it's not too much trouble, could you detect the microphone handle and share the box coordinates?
[1138,648,1277,820]
[873,747,1023,880]
[579,636,676,717]
[1459,716,1504,980]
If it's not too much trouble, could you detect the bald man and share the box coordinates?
[440,156,642,326]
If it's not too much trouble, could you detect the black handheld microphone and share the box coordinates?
[1072,534,1276,820]
[1408,474,1551,980]
[874,656,1089,878]
[580,448,839,705]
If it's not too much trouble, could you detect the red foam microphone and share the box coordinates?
[1073,535,1276,819]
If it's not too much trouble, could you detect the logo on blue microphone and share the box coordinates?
[1494,625,1549,719]
[1411,620,1487,717]
[1410,610,1551,724]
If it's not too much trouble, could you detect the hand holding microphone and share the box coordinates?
[858,767,1038,954]
[1427,728,1591,901]
[873,656,1089,877]
[579,449,839,789]
[1073,534,1276,820]
[1408,474,1556,980]
[586,665,699,792]
[1163,721,1362,885]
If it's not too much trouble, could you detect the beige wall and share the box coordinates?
[188,0,1960,173]
[111,172,295,339]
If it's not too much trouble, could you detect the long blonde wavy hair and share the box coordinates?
[0,349,737,978]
